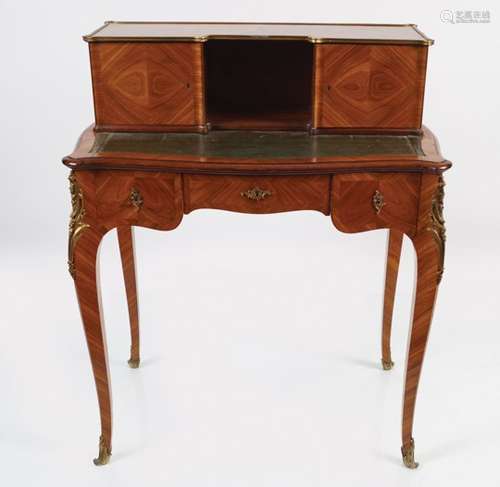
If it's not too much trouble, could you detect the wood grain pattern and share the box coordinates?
[184,175,330,214]
[68,170,188,464]
[313,44,427,130]
[90,42,205,132]
[117,227,140,368]
[70,171,112,465]
[331,173,420,236]
[67,29,450,467]
[330,172,446,467]
[95,171,183,231]
[401,174,445,467]
[381,229,403,370]
[68,166,448,467]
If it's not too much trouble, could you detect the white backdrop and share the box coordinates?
[1,1,499,486]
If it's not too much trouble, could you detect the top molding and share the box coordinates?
[83,21,434,46]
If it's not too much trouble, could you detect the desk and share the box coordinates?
[63,22,451,469]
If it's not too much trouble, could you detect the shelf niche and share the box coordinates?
[205,40,313,131]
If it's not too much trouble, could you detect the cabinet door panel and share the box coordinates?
[90,42,205,131]
[314,44,427,131]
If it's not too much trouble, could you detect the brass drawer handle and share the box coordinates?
[241,187,272,201]
[129,187,144,210]
[372,190,385,214]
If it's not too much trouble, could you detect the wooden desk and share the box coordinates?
[64,22,451,469]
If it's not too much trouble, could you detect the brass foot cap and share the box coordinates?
[401,438,419,469]
[381,358,394,370]
[128,358,140,369]
[93,436,111,466]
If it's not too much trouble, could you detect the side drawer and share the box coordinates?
[331,173,420,236]
[95,172,183,230]
[184,175,330,214]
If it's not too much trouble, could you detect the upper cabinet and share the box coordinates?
[84,22,432,134]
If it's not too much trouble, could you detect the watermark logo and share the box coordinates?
[440,9,491,23]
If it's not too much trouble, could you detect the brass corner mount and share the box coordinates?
[68,173,90,279]
[428,176,446,284]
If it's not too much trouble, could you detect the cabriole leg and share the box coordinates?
[117,226,140,368]
[381,230,403,370]
[73,227,112,465]
[68,172,112,465]
[401,175,445,468]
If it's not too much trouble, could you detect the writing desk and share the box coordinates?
[63,22,451,469]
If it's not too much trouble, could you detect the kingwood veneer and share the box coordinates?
[85,22,432,133]
[64,22,451,470]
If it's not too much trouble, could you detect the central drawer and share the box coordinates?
[183,175,330,214]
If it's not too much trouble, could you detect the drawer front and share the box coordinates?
[331,173,420,235]
[313,44,427,130]
[95,172,183,230]
[184,175,330,214]
[90,42,205,131]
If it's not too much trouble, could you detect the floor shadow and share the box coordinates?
[110,447,142,463]
[373,431,492,469]
[371,449,404,467]
[423,433,489,463]
[137,356,163,368]
[342,356,383,371]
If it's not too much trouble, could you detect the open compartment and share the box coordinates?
[205,40,313,130]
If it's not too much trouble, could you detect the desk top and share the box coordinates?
[64,126,450,175]
[84,22,433,46]
[91,131,424,158]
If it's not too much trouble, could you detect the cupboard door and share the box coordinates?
[90,42,205,132]
[313,44,428,131]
